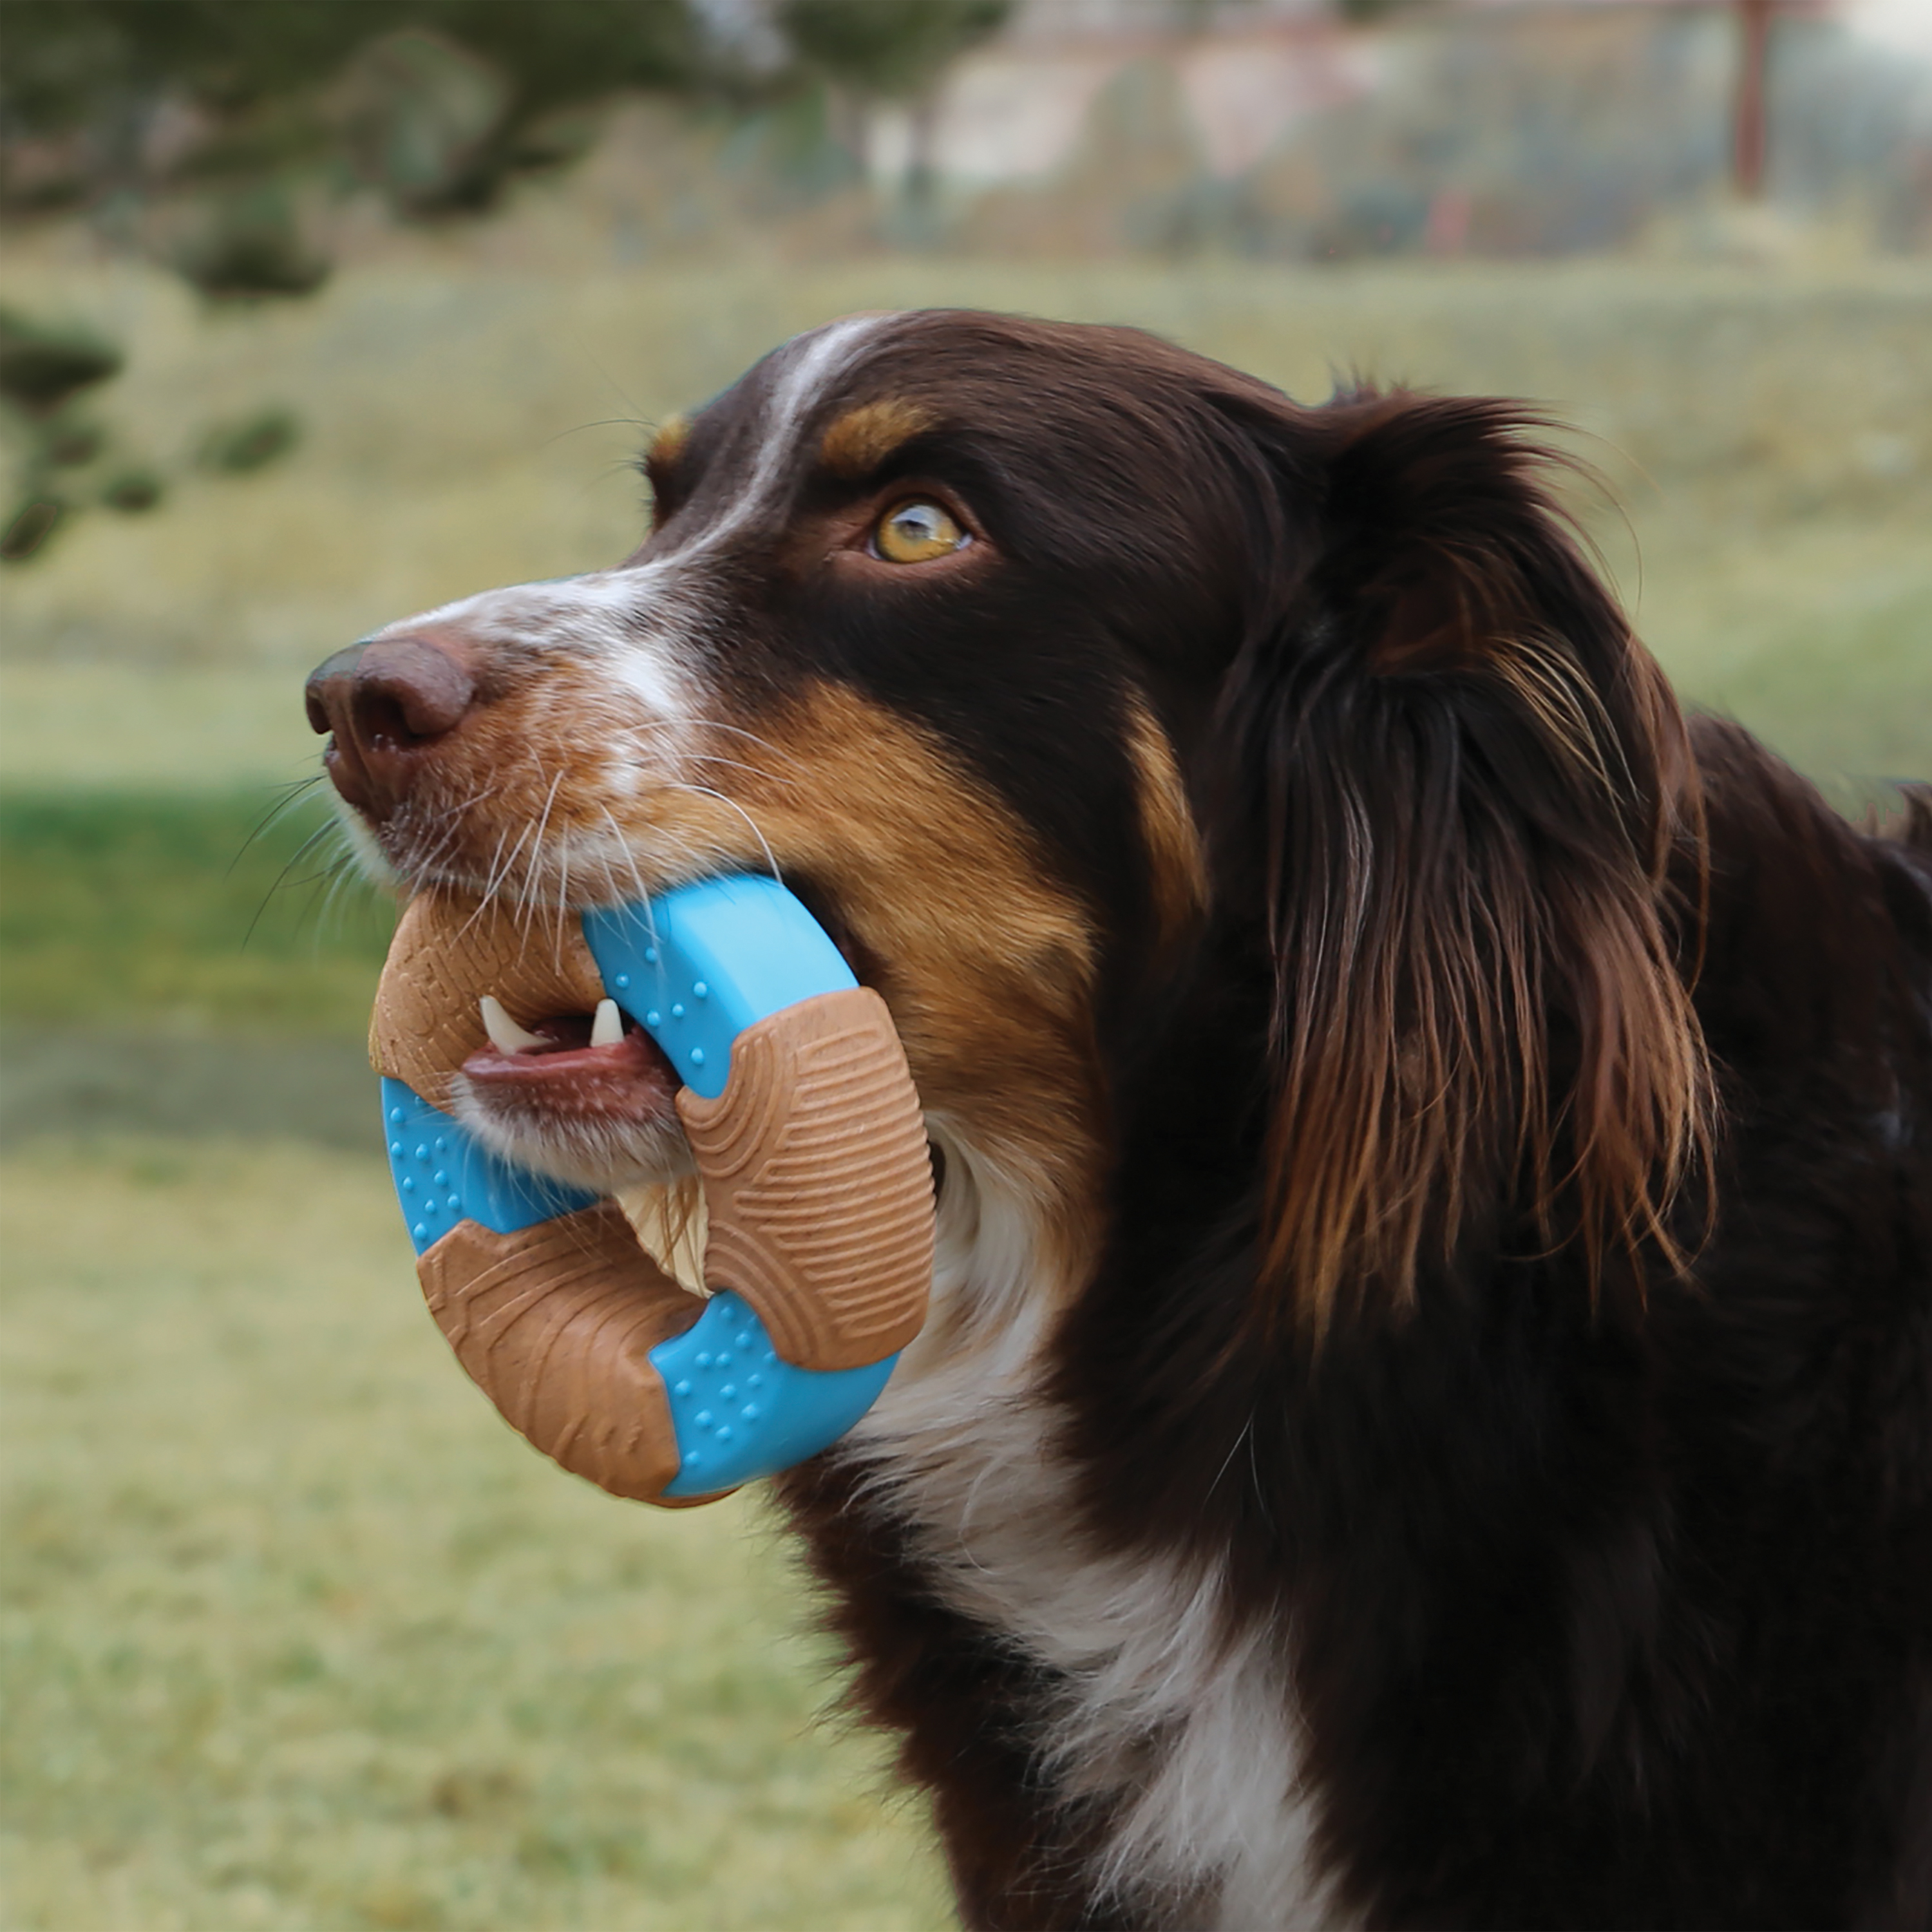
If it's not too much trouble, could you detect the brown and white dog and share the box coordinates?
[306,312,1932,1929]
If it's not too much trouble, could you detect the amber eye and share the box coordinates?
[872,500,967,564]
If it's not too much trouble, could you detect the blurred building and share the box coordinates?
[869,0,1365,187]
[856,0,1931,254]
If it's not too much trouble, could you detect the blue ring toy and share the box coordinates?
[379,876,922,1499]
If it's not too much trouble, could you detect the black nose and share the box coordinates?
[305,634,477,819]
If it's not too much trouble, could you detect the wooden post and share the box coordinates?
[1734,0,1774,199]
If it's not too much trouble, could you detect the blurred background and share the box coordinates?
[1,1,1927,1926]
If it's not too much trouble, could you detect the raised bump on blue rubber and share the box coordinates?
[651,1291,896,1497]
[382,1077,598,1255]
[583,875,855,1099]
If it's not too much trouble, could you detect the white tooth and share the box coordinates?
[480,994,545,1054]
[591,998,624,1048]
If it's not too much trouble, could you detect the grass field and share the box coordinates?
[0,1140,951,1932]
[1,249,1927,1930]
[0,790,389,1037]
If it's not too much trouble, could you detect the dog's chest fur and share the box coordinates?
[832,1146,1343,1930]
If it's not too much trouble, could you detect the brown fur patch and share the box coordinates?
[819,399,938,479]
[1123,694,1208,950]
[726,683,1107,1306]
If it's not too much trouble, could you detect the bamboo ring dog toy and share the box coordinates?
[369,876,934,1505]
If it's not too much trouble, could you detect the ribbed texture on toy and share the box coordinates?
[678,989,934,1373]
[416,1204,703,1502]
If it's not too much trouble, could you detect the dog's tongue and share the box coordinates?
[459,1010,679,1122]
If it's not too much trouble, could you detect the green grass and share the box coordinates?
[0,789,391,1036]
[1616,512,1931,784]
[0,665,329,792]
[0,1139,951,1932]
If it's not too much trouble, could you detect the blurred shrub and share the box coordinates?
[0,497,62,563]
[170,187,332,298]
[0,308,145,560]
[0,308,122,415]
[196,407,302,476]
[0,303,297,562]
[99,466,164,512]
[1,1,700,261]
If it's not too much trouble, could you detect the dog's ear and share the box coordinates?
[1215,388,1711,1332]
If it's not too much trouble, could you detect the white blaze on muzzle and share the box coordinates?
[370,876,934,1504]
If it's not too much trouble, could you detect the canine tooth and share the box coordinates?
[591,998,625,1048]
[480,995,545,1054]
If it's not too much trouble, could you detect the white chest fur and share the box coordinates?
[848,1133,1345,1931]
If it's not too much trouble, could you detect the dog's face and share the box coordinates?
[311,309,1705,1336]
[311,314,1254,1267]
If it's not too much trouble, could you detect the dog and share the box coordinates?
[307,311,1932,1929]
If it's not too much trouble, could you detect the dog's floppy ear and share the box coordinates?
[1215,388,1712,1332]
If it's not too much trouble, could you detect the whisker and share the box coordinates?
[242,819,341,952]
[229,773,329,875]
[540,415,650,453]
[599,804,662,920]
[517,767,565,925]
[550,820,573,966]
[630,750,797,788]
[631,716,807,771]
[456,826,514,941]
[659,781,783,884]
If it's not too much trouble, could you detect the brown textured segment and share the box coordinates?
[370,888,605,1108]
[676,987,934,1373]
[417,1204,705,1504]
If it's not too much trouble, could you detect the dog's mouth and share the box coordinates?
[460,999,681,1126]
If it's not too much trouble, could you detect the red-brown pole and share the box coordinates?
[1734,0,1774,198]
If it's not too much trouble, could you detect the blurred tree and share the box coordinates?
[778,0,1010,237]
[0,1,701,290]
[1733,0,1774,198]
[1,1,1025,285]
[779,0,1010,102]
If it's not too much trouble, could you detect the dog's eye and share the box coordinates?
[873,500,967,565]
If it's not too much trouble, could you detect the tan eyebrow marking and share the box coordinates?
[819,398,936,478]
[647,413,688,470]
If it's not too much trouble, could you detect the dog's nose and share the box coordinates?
[305,635,477,818]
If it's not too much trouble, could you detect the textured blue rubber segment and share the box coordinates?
[582,876,856,1099]
[651,1290,897,1497]
[381,1077,598,1255]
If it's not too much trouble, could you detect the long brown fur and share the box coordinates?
[1228,395,1714,1331]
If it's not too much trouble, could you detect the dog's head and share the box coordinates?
[310,310,1709,1339]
